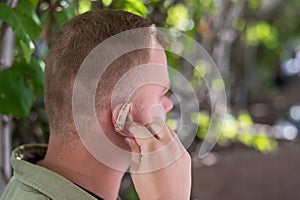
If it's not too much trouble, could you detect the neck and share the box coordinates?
[38,135,125,200]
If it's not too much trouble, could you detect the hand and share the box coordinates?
[125,117,191,200]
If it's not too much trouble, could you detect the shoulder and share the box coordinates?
[0,177,50,200]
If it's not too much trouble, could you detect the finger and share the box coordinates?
[128,123,156,144]
[145,116,165,139]
[147,117,175,142]
[166,125,177,138]
[125,138,141,172]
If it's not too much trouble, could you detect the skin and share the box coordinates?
[37,48,190,200]
[129,48,173,124]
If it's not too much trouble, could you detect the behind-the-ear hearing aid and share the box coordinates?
[113,103,132,136]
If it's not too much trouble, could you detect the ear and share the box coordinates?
[112,103,133,137]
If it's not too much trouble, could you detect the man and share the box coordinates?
[1,10,191,200]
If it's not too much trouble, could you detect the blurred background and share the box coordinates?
[0,0,300,199]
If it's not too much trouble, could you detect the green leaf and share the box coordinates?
[0,58,44,117]
[0,3,41,40]
[19,40,35,63]
[0,67,34,117]
[166,4,191,31]
[0,2,42,63]
[16,0,41,30]
[102,0,112,6]
[55,5,77,27]
[29,0,39,9]
[79,0,91,14]
[12,59,44,95]
[30,59,45,95]
[124,0,148,17]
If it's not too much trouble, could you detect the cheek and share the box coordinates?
[132,101,165,124]
[132,103,151,124]
[131,91,168,124]
[149,104,166,122]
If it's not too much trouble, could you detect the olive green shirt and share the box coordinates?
[0,144,97,200]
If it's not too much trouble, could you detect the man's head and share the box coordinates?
[45,10,171,137]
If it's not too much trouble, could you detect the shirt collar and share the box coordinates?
[11,143,97,200]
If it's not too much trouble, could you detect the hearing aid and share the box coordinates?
[114,103,132,134]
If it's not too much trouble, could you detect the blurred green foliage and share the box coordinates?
[0,0,44,116]
[192,111,278,153]
[123,0,148,17]
[166,4,191,31]
[78,0,91,13]
[246,21,279,49]
[0,1,41,62]
[1,0,293,148]
[0,59,44,117]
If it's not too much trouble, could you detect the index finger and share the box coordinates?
[146,117,175,141]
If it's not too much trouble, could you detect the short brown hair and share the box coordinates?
[45,10,167,134]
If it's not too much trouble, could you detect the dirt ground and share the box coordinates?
[191,141,300,200]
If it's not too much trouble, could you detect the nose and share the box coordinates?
[161,96,173,113]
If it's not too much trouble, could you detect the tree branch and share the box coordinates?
[0,0,17,184]
[0,22,8,60]
[0,115,12,184]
